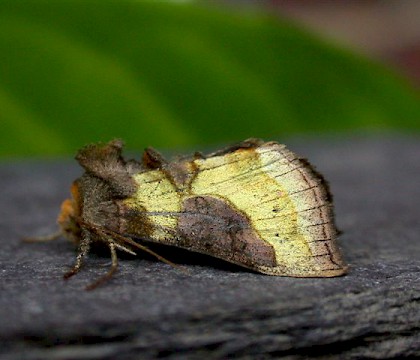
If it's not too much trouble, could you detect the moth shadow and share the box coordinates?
[90,241,252,274]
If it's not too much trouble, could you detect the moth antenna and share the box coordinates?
[22,230,63,243]
[67,216,189,285]
[79,220,137,256]
[85,242,118,291]
[113,242,137,256]
[100,228,189,275]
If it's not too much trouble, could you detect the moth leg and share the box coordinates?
[85,241,118,291]
[99,227,190,274]
[22,230,62,243]
[63,230,91,279]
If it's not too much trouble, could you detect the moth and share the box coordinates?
[28,139,347,289]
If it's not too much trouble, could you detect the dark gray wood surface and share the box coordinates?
[1,135,419,359]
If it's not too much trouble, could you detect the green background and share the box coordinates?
[1,1,419,157]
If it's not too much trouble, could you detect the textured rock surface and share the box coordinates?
[0,135,419,359]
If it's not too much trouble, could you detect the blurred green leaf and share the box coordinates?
[0,1,419,157]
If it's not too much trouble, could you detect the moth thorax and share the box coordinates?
[57,182,82,244]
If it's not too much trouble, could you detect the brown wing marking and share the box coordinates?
[142,147,199,192]
[178,195,277,268]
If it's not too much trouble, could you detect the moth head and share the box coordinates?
[57,182,82,244]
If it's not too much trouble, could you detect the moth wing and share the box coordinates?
[120,142,347,277]
[188,142,347,277]
[121,168,181,242]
